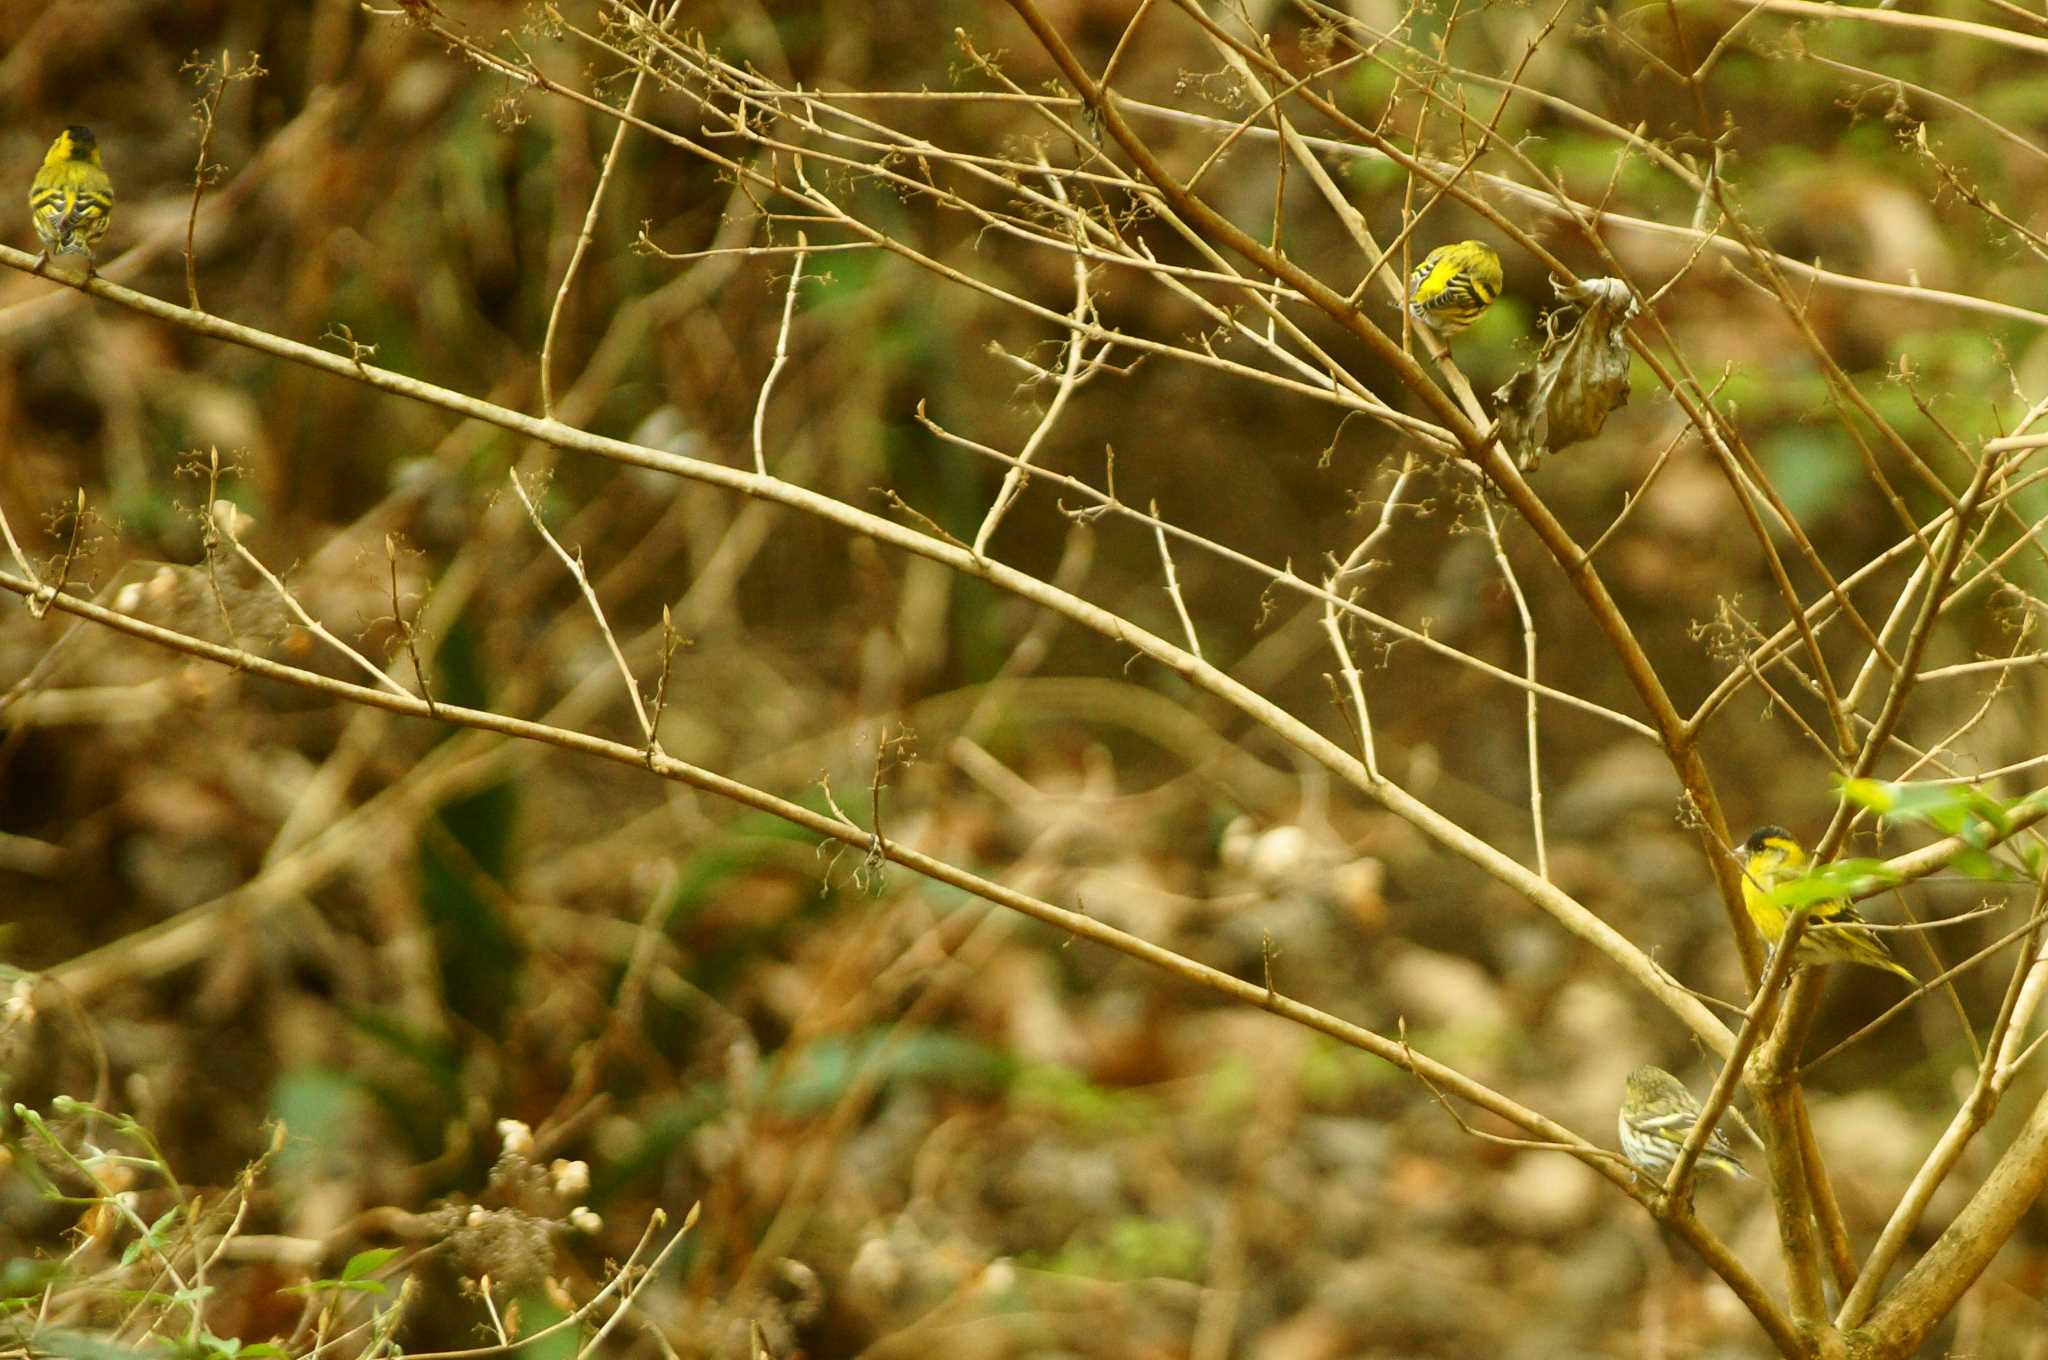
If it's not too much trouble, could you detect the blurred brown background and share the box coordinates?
[4,0,2048,1355]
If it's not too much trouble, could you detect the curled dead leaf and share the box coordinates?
[1491,277,1639,471]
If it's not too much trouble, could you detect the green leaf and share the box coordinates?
[165,1330,271,1360]
[1760,427,1861,523]
[270,1068,373,1182]
[34,1330,165,1360]
[513,1292,575,1360]
[1834,780,2028,873]
[280,1277,387,1297]
[1028,1217,1206,1282]
[0,1257,62,1300]
[118,1206,185,1269]
[770,1030,1013,1116]
[419,779,523,1039]
[341,1248,400,1282]
[1773,857,1900,909]
[1013,1065,1160,1133]
[1951,848,2001,880]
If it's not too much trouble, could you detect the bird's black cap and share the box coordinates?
[63,126,96,150]
[1740,825,1794,857]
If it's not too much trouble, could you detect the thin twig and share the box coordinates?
[540,3,678,418]
[386,533,436,716]
[507,469,653,742]
[1471,475,1548,878]
[181,49,265,313]
[1151,499,1201,660]
[1664,906,1807,1198]
[751,230,808,476]
[972,158,1097,554]
[212,500,414,699]
[1837,883,2048,1327]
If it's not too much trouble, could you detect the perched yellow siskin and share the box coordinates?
[1406,239,1503,336]
[1739,826,1916,983]
[29,125,114,276]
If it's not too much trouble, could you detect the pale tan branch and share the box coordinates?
[0,244,1726,1050]
[1717,0,2048,57]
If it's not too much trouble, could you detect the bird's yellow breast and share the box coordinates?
[1738,838,1803,938]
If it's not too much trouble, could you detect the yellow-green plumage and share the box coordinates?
[29,126,114,274]
[1738,826,1916,983]
[1618,1065,1755,1182]
[1407,239,1502,336]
